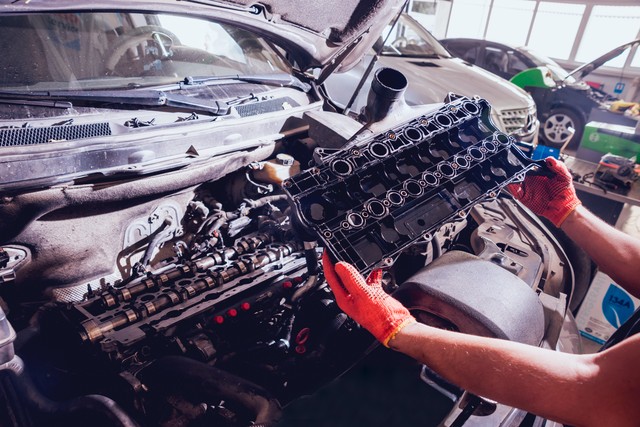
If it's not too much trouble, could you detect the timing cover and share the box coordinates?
[284,96,537,274]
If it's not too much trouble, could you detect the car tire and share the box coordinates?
[541,108,584,150]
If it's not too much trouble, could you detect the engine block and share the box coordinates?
[62,232,306,359]
[284,95,537,274]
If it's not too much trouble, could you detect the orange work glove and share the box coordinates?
[508,157,581,227]
[322,251,416,347]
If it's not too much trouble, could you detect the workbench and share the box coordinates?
[563,156,640,225]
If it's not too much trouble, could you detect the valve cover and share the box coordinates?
[284,96,537,274]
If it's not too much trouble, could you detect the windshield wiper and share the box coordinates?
[383,52,446,59]
[0,89,231,116]
[422,53,448,59]
[0,73,310,114]
[181,74,311,92]
[0,98,73,109]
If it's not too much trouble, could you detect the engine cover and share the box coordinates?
[284,95,537,274]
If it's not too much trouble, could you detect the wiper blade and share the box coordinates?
[382,52,445,59]
[179,0,261,13]
[181,74,311,92]
[0,89,230,116]
[0,73,310,114]
[0,98,73,109]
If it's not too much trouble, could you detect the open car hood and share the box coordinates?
[0,0,405,76]
[565,39,640,82]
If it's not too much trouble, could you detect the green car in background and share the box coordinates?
[442,38,640,150]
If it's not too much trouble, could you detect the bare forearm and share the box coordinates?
[561,205,640,297]
[390,322,598,426]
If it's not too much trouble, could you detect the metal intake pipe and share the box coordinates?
[363,67,408,124]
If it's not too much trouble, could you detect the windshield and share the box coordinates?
[518,47,576,83]
[379,14,451,58]
[1,12,291,91]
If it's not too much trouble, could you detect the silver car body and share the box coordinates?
[325,14,539,143]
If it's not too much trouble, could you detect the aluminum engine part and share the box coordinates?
[0,245,30,285]
[64,231,303,358]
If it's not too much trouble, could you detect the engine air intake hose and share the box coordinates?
[364,67,408,124]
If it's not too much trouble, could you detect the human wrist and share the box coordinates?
[387,320,422,351]
[381,315,417,347]
[550,192,581,227]
[559,204,585,231]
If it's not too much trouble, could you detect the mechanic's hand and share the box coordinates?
[508,157,581,227]
[322,251,416,347]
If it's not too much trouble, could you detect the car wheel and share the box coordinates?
[541,108,584,150]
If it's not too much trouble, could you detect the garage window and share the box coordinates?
[485,0,536,47]
[446,0,491,38]
[575,5,640,67]
[528,2,585,60]
[632,50,640,68]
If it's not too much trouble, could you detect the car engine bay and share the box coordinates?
[0,63,575,427]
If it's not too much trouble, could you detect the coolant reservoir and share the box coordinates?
[251,154,301,185]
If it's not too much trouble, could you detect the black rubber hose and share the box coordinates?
[303,241,319,275]
[2,356,139,427]
[138,355,281,426]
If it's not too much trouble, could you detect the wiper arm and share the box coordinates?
[181,74,311,92]
[0,89,230,116]
[0,73,310,114]
[0,98,73,109]
[382,52,446,59]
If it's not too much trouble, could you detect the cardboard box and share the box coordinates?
[575,272,640,344]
